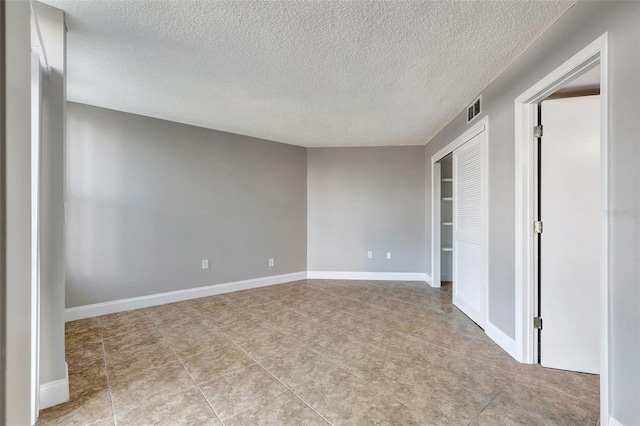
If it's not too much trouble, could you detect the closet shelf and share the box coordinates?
[441,178,453,182]
[442,197,453,201]
[442,247,453,252]
[442,222,453,226]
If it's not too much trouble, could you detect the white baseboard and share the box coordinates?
[609,416,624,426]
[425,273,432,285]
[441,274,453,281]
[485,320,518,361]
[39,363,69,410]
[65,271,307,322]
[307,271,428,282]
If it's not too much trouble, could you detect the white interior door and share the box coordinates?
[453,130,486,328]
[540,95,600,374]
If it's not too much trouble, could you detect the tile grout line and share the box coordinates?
[464,364,525,426]
[207,285,462,410]
[272,306,460,380]
[479,368,600,426]
[142,308,227,426]
[304,280,452,311]
[297,284,460,331]
[96,316,118,426]
[240,282,516,424]
[220,291,440,424]
[513,371,601,408]
[122,283,508,406]
[129,285,589,416]
[214,294,334,424]
[92,286,456,425]
[225,339,334,426]
[293,339,404,395]
[295,331,484,426]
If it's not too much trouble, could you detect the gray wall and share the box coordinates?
[423,2,639,423]
[66,103,307,307]
[33,0,67,387]
[307,147,425,273]
[5,1,33,424]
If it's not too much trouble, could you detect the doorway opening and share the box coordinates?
[514,33,609,422]
[536,65,601,373]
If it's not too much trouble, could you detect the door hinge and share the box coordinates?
[534,317,543,330]
[534,125,543,138]
[534,221,543,234]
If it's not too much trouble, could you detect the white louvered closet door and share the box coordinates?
[452,130,486,328]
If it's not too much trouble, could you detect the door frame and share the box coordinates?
[30,50,43,423]
[514,33,609,421]
[431,117,488,314]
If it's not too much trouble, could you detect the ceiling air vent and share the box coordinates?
[467,96,482,123]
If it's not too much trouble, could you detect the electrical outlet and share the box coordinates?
[201,259,209,270]
[367,251,373,259]
[386,252,392,260]
[268,258,274,267]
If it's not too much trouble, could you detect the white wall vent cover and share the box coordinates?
[467,96,482,124]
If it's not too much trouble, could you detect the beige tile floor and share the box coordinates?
[37,280,600,425]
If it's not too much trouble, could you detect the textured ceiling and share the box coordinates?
[41,1,574,147]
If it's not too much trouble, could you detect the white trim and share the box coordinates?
[39,363,69,410]
[599,34,611,426]
[30,51,43,424]
[514,33,609,423]
[609,417,624,426]
[307,271,428,282]
[432,118,486,163]
[431,162,442,288]
[65,272,307,322]
[485,321,518,361]
[30,3,50,74]
[424,273,432,285]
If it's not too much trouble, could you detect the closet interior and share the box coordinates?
[440,153,453,286]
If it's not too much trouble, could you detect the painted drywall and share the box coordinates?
[307,147,425,273]
[423,2,639,422]
[32,0,67,389]
[66,103,307,307]
[5,1,33,424]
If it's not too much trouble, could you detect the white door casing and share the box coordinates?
[453,130,487,329]
[30,51,42,423]
[539,95,600,374]
[514,33,609,423]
